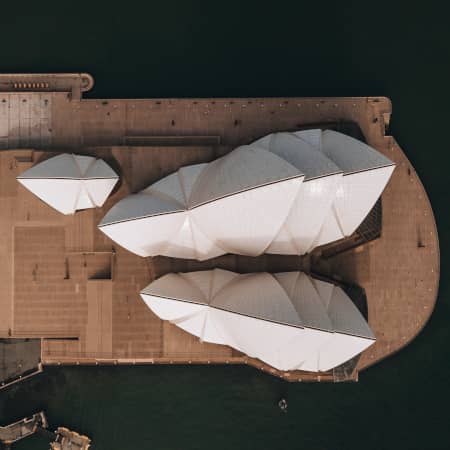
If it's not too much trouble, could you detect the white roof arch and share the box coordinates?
[17,154,119,215]
[141,269,375,372]
[99,129,394,259]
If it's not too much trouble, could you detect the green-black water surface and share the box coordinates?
[0,1,448,449]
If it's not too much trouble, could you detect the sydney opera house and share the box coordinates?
[0,74,439,384]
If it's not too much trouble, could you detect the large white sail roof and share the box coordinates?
[141,269,375,372]
[99,129,394,259]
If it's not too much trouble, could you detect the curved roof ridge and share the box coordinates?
[188,145,303,208]
[252,131,341,181]
[140,270,375,372]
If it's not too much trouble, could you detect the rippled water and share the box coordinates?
[0,1,448,449]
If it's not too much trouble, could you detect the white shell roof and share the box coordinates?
[17,154,119,215]
[141,269,375,372]
[99,129,395,259]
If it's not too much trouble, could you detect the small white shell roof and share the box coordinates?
[17,154,119,215]
[99,129,394,259]
[141,269,375,372]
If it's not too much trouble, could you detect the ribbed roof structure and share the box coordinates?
[141,269,375,372]
[17,154,119,215]
[99,130,395,259]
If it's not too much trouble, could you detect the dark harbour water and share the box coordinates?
[0,1,449,449]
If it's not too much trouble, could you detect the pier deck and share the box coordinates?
[0,74,439,381]
[0,411,47,446]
